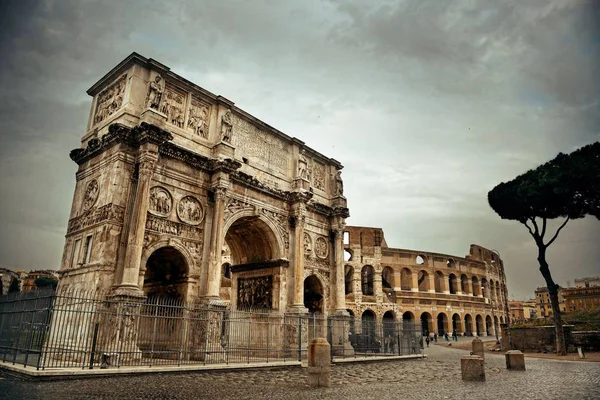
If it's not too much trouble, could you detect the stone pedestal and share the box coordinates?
[307,338,331,388]
[461,355,485,381]
[329,312,355,357]
[505,350,525,370]
[212,141,235,159]
[472,337,484,359]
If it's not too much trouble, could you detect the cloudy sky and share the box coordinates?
[0,0,598,299]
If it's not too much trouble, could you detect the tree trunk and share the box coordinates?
[537,246,567,355]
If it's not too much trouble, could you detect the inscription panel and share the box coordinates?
[231,115,290,173]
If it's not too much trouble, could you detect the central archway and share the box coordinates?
[225,216,281,265]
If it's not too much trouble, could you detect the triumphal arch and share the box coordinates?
[60,52,349,317]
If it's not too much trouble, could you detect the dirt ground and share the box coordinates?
[436,340,600,362]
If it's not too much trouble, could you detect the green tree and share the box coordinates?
[488,142,600,355]
[8,278,20,293]
[34,277,58,289]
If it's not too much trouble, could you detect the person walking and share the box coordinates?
[433,332,438,343]
[425,336,430,348]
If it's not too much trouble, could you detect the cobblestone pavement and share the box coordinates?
[2,343,599,400]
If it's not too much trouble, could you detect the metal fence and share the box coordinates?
[0,289,422,370]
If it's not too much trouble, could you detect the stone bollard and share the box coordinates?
[307,338,331,388]
[505,350,525,370]
[471,338,484,360]
[461,355,485,381]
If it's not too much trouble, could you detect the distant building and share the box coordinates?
[0,267,20,295]
[563,276,600,312]
[509,299,537,322]
[535,287,566,318]
[0,268,59,294]
[21,270,60,292]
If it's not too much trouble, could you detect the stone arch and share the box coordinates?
[361,309,377,338]
[381,266,394,289]
[420,312,434,335]
[448,273,458,294]
[452,313,462,334]
[140,238,196,284]
[418,270,430,292]
[494,316,500,336]
[437,312,449,335]
[475,314,484,336]
[481,278,488,298]
[464,314,473,335]
[382,310,397,352]
[344,265,354,295]
[485,315,493,336]
[223,212,284,263]
[304,274,324,313]
[142,245,190,301]
[434,271,445,293]
[472,276,480,296]
[460,274,469,294]
[402,311,415,330]
[361,265,375,295]
[400,268,412,291]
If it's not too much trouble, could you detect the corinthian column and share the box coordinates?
[333,226,347,312]
[116,145,159,296]
[291,204,307,310]
[205,186,227,301]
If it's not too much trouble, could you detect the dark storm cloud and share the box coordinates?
[0,0,598,299]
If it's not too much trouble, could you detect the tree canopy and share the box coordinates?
[488,141,600,245]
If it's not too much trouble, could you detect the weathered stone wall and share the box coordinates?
[571,331,600,352]
[502,325,575,353]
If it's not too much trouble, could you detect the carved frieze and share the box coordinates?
[160,84,187,129]
[304,232,312,255]
[231,114,290,171]
[305,254,330,271]
[309,159,326,191]
[145,214,203,241]
[94,74,126,125]
[224,197,254,220]
[237,275,273,309]
[314,236,329,259]
[261,208,289,250]
[149,186,172,217]
[82,179,100,211]
[177,196,204,225]
[187,97,210,138]
[68,203,125,234]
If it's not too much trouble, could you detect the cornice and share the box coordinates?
[230,171,292,202]
[70,123,136,165]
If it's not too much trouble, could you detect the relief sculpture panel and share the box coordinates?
[315,236,329,259]
[237,276,273,309]
[94,74,126,125]
[82,179,100,211]
[309,159,325,191]
[177,196,204,225]
[187,97,210,138]
[160,84,187,129]
[149,186,172,217]
[231,114,290,172]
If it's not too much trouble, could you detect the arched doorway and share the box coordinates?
[475,314,484,336]
[452,313,462,335]
[437,313,448,335]
[400,268,412,291]
[472,276,480,296]
[361,310,377,352]
[304,275,324,313]
[382,311,396,353]
[485,316,493,336]
[464,314,473,336]
[344,265,353,294]
[420,312,433,336]
[361,265,374,295]
[449,273,458,294]
[418,270,430,292]
[434,271,445,293]
[460,274,469,294]
[402,311,415,331]
[143,246,188,301]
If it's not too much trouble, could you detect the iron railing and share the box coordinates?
[0,289,422,370]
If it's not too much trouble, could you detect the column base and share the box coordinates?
[288,304,309,314]
[111,284,145,299]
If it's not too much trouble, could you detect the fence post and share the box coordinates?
[23,291,40,368]
[89,323,99,369]
[266,315,270,363]
[247,320,251,364]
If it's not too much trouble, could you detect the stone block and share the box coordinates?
[307,338,331,387]
[505,350,525,370]
[472,338,485,359]
[461,355,485,381]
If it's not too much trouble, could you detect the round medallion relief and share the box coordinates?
[149,186,173,217]
[177,196,204,225]
[82,179,99,211]
[315,236,329,259]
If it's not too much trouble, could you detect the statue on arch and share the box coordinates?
[145,75,164,110]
